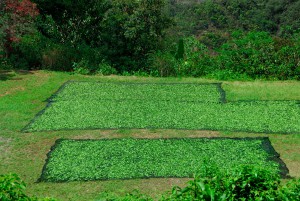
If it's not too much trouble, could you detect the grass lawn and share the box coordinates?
[1,70,300,200]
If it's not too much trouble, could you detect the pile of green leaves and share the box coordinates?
[24,82,300,133]
[51,82,222,103]
[39,138,283,182]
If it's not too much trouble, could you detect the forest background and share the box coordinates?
[1,0,300,80]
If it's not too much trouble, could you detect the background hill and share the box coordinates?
[1,0,300,79]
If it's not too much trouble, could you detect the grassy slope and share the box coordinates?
[0,70,300,200]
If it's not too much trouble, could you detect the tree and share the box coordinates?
[100,0,172,71]
[34,0,171,71]
[0,0,39,57]
[280,0,300,36]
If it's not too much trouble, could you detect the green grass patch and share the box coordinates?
[39,137,287,182]
[24,82,300,133]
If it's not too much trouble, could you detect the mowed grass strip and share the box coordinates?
[51,81,223,103]
[39,138,284,182]
[25,99,300,133]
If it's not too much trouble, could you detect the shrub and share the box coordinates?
[41,43,77,71]
[97,190,153,201]
[161,166,300,201]
[217,31,300,80]
[179,36,214,77]
[72,59,91,75]
[0,173,31,200]
[0,173,56,201]
[96,166,300,201]
[147,51,178,77]
[1,0,39,61]
[0,58,13,70]
[96,61,117,76]
[2,169,300,201]
[10,32,45,69]
[175,38,185,60]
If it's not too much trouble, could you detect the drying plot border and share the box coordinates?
[38,137,289,182]
[22,80,73,132]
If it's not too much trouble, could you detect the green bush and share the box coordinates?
[41,43,78,71]
[3,0,300,79]
[217,31,274,76]
[175,39,185,60]
[148,37,215,77]
[0,173,31,201]
[10,32,45,69]
[2,169,300,201]
[216,31,300,80]
[148,31,300,80]
[0,173,56,201]
[162,166,300,200]
[97,166,300,201]
[0,58,13,70]
[179,37,214,77]
[147,51,178,77]
[72,59,91,75]
[162,166,281,201]
[96,61,117,76]
[198,31,230,50]
[97,190,152,201]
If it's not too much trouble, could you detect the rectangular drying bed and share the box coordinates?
[49,81,225,103]
[39,137,288,182]
[23,81,300,133]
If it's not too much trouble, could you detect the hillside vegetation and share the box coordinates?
[1,0,299,79]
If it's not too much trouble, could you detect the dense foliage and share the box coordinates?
[162,166,300,201]
[40,138,281,182]
[150,33,300,79]
[99,166,300,201]
[1,0,171,72]
[24,82,300,133]
[1,0,300,79]
[0,173,55,201]
[3,169,300,201]
[97,167,300,200]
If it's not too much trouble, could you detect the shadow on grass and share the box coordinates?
[0,70,33,81]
